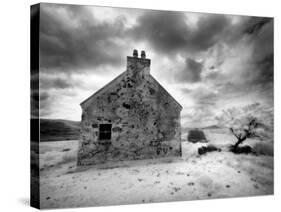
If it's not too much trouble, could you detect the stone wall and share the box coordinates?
[77,54,182,165]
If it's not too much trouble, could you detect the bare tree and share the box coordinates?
[229,118,258,149]
[216,103,273,151]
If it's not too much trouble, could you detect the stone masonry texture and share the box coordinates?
[77,50,182,165]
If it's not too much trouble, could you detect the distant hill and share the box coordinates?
[39,119,81,141]
[201,125,220,129]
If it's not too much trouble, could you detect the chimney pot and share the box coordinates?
[141,50,146,59]
[133,49,138,57]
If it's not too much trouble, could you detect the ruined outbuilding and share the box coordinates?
[77,50,182,165]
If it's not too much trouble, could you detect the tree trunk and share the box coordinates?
[234,137,246,149]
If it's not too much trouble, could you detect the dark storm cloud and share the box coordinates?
[226,16,274,95]
[130,11,230,55]
[190,15,230,51]
[195,16,272,100]
[130,11,190,54]
[177,58,203,82]
[225,16,273,84]
[40,76,74,89]
[244,17,272,35]
[249,18,273,85]
[40,3,127,72]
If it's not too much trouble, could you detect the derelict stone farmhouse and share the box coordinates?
[77,50,182,165]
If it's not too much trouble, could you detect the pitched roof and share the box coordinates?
[149,75,182,110]
[80,71,126,107]
[80,70,182,110]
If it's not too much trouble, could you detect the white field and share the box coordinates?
[39,129,273,209]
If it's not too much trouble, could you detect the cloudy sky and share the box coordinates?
[35,3,273,127]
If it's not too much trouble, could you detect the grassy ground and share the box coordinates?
[38,129,273,209]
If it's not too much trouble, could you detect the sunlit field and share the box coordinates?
[38,129,273,209]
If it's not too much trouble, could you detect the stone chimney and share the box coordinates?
[141,50,146,59]
[127,49,150,75]
[133,49,138,57]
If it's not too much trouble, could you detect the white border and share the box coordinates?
[0,0,279,211]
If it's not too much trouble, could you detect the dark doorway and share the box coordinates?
[99,124,112,140]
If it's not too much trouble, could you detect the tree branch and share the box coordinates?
[248,118,258,131]
[230,128,239,139]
